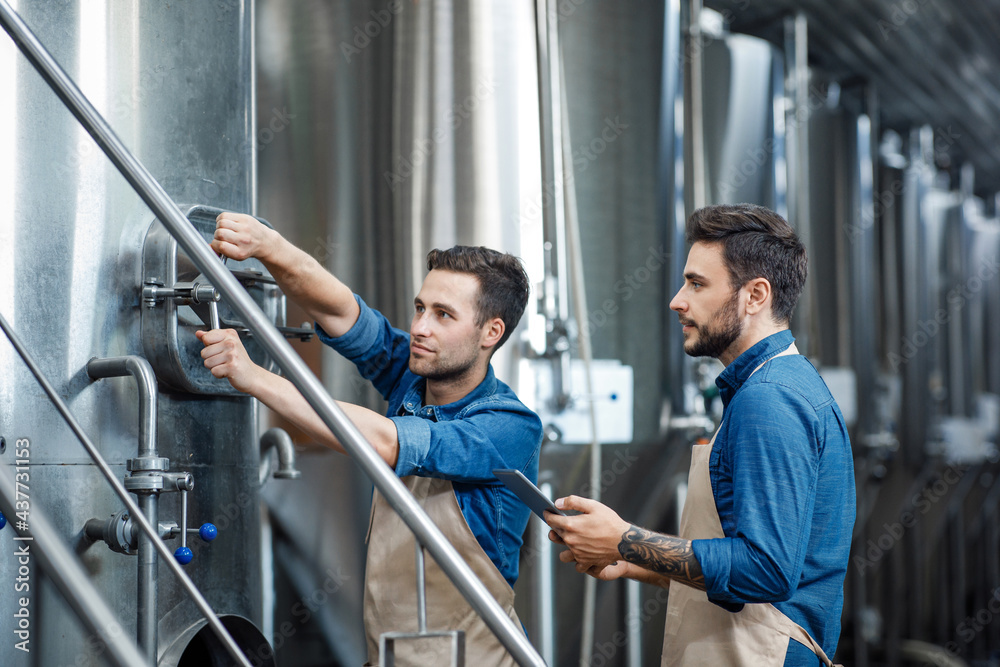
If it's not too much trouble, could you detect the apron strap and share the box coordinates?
[771,611,839,667]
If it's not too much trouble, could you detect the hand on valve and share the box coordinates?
[196,329,264,394]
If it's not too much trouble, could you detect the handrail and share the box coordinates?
[0,314,252,667]
[0,467,148,667]
[0,3,545,665]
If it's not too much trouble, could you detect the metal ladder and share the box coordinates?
[0,2,546,665]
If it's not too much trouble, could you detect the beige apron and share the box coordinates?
[661,344,842,667]
[363,475,522,667]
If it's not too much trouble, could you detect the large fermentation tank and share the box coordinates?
[253,1,543,663]
[0,2,272,665]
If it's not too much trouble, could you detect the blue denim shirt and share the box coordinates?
[316,296,542,587]
[690,330,855,666]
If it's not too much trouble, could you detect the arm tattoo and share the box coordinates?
[618,525,705,590]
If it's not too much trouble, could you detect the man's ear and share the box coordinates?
[744,277,772,316]
[482,317,505,349]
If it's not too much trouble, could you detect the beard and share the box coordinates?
[409,340,481,382]
[683,290,743,359]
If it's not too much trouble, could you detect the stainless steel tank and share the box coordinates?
[0,1,272,664]
[254,0,543,663]
[253,0,685,664]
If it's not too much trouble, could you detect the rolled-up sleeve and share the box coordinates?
[691,383,820,605]
[391,404,542,483]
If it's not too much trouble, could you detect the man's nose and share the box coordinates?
[669,288,685,313]
[411,312,430,336]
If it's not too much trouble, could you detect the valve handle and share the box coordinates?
[174,546,193,565]
[198,523,218,542]
[0,510,6,530]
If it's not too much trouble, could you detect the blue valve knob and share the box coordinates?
[198,523,217,542]
[0,511,5,530]
[174,546,193,565]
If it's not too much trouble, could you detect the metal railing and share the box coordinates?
[0,312,246,667]
[0,2,545,665]
[0,465,148,667]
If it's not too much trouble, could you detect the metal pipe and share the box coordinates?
[136,494,157,664]
[415,541,428,634]
[0,312,251,667]
[685,0,707,211]
[534,481,556,667]
[535,0,572,411]
[0,4,544,664]
[558,48,601,666]
[626,579,643,667]
[784,11,815,356]
[86,355,160,661]
[0,468,148,667]
[260,427,301,480]
[86,356,157,459]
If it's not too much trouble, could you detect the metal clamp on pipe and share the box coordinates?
[143,280,220,309]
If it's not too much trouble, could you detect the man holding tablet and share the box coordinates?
[545,205,854,666]
[197,212,542,666]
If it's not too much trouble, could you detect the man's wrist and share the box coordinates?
[616,524,705,589]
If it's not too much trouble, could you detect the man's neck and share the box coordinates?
[719,323,788,367]
[424,364,489,406]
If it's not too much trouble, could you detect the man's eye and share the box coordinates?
[439,311,450,319]
[415,305,424,313]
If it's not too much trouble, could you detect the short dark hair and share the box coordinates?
[686,204,807,324]
[426,246,530,350]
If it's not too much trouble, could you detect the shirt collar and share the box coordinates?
[400,365,498,420]
[715,330,795,409]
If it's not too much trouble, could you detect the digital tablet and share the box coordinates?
[493,468,565,519]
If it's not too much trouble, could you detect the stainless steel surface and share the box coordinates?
[0,311,251,667]
[380,630,466,667]
[255,1,546,663]
[535,0,573,413]
[415,541,427,634]
[707,0,1000,197]
[141,206,284,396]
[626,578,642,667]
[784,13,815,355]
[0,468,148,667]
[663,0,689,418]
[685,0,707,210]
[533,482,556,666]
[0,1,266,664]
[0,3,544,661]
[699,28,785,209]
[86,353,165,658]
[137,493,158,663]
